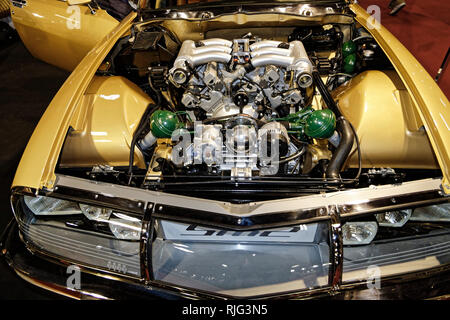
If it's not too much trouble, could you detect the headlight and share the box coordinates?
[24,196,81,215]
[410,203,450,222]
[25,196,140,240]
[15,195,142,277]
[376,209,412,227]
[108,213,142,240]
[78,203,140,240]
[342,221,378,245]
[79,203,112,220]
[342,202,450,284]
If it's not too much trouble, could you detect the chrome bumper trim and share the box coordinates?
[13,175,445,230]
[2,219,450,300]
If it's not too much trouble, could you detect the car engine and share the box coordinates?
[170,38,314,118]
[138,37,338,181]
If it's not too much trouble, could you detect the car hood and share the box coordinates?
[138,0,349,20]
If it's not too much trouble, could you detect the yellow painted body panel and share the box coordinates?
[333,70,439,169]
[59,76,151,169]
[350,3,450,192]
[10,0,119,71]
[12,12,137,190]
[0,0,9,18]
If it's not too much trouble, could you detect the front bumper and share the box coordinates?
[2,219,450,300]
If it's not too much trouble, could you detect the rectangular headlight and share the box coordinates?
[376,209,412,227]
[24,195,81,215]
[343,202,450,284]
[342,221,378,245]
[15,195,142,277]
[410,203,450,222]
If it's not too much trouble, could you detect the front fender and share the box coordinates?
[350,4,450,194]
[11,12,137,191]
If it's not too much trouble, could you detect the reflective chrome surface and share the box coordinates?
[3,218,450,299]
[27,175,449,230]
[140,2,348,21]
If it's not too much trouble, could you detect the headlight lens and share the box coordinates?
[24,196,81,215]
[376,209,412,227]
[342,221,378,245]
[343,202,450,284]
[410,203,450,222]
[25,196,140,240]
[16,195,142,277]
[79,203,112,220]
[108,213,142,240]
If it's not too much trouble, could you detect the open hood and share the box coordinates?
[137,0,350,20]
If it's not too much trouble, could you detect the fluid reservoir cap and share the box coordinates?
[305,109,336,139]
[150,110,182,138]
[342,40,356,57]
[343,53,357,74]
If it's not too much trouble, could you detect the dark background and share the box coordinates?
[357,0,450,99]
[0,0,448,299]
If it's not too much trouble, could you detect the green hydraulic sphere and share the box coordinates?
[305,109,336,139]
[343,53,357,74]
[150,110,182,138]
[342,40,356,58]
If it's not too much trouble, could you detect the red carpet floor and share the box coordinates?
[358,0,450,99]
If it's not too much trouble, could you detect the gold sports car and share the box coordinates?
[1,0,450,299]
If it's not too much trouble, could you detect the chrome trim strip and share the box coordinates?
[52,175,444,215]
[141,203,154,282]
[152,203,327,230]
[49,185,147,215]
[33,175,447,229]
[328,206,343,291]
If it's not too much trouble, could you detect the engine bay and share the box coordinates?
[146,36,335,180]
[57,14,441,201]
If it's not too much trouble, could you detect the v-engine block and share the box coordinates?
[169,38,314,118]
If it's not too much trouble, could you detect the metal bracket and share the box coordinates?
[11,0,27,8]
[141,202,155,283]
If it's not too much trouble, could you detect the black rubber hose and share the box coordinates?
[275,145,307,164]
[347,120,362,183]
[312,70,342,118]
[127,103,160,185]
[326,117,354,181]
[312,70,355,180]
